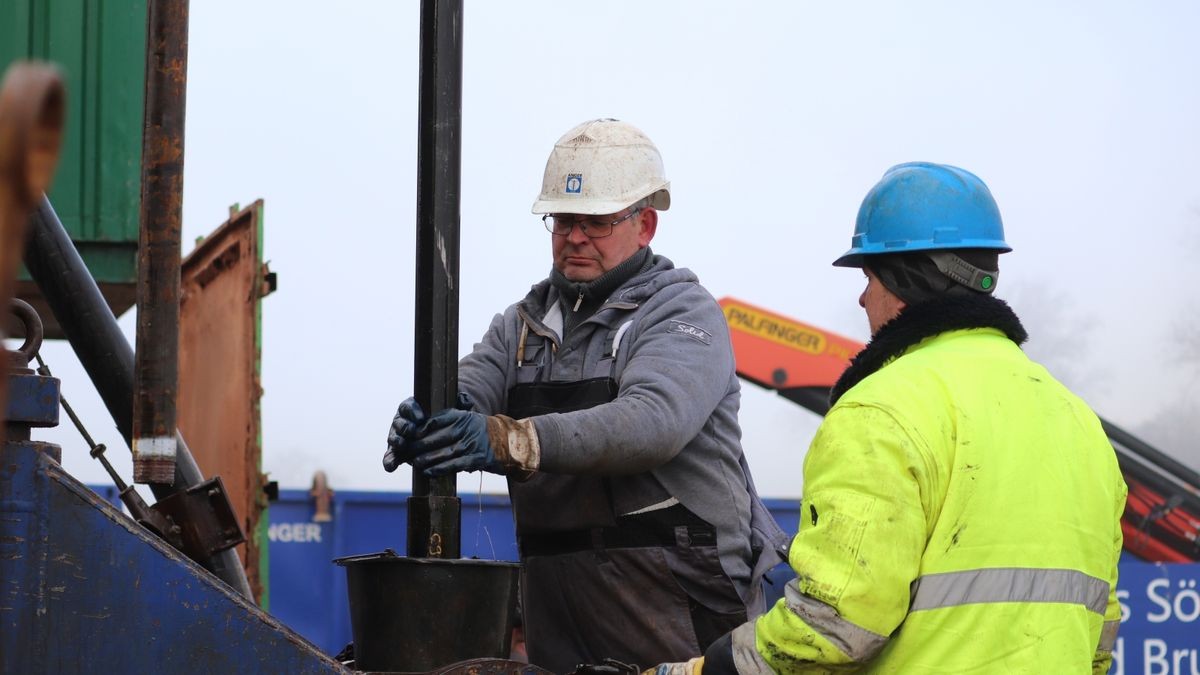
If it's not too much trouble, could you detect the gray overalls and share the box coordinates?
[509,311,755,674]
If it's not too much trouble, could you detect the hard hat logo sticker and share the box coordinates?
[565,174,582,194]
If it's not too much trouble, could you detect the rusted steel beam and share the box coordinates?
[133,0,190,485]
[0,63,64,445]
[409,0,464,559]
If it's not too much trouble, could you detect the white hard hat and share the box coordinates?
[531,118,671,215]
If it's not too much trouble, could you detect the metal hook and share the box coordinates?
[6,298,44,367]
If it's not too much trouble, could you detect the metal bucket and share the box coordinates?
[335,549,521,673]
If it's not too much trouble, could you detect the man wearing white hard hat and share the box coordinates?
[384,119,787,672]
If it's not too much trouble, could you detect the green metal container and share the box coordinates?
[2,0,146,333]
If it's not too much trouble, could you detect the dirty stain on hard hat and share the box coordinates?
[532,118,671,216]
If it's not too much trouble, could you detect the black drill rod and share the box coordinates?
[408,0,464,559]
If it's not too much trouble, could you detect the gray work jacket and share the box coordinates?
[459,254,783,606]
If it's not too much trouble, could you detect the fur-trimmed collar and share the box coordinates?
[830,295,1028,405]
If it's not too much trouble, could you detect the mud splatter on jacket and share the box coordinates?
[722,296,1126,674]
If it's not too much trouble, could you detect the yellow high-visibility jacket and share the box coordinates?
[735,326,1126,674]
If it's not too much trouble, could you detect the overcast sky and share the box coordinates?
[31,1,1200,498]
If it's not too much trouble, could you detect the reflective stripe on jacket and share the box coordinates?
[743,327,1126,673]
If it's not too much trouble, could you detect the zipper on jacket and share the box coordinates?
[581,299,638,327]
[517,305,562,348]
[573,290,584,312]
[516,322,531,366]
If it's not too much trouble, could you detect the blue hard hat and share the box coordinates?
[833,162,1011,268]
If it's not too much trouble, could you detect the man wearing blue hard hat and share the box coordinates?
[650,163,1127,674]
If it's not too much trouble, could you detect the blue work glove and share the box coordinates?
[382,393,474,472]
[410,409,540,477]
[383,397,427,472]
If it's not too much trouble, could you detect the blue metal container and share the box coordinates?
[262,489,801,655]
[263,488,1200,671]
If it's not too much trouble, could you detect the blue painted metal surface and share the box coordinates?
[1111,560,1200,673]
[4,371,60,426]
[264,488,1200,669]
[2,444,346,674]
[265,489,794,655]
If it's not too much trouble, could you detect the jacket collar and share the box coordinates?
[829,294,1029,405]
[518,253,695,332]
[549,246,652,311]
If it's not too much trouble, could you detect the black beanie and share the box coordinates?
[866,249,1000,306]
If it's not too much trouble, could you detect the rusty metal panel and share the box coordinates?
[178,200,270,603]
